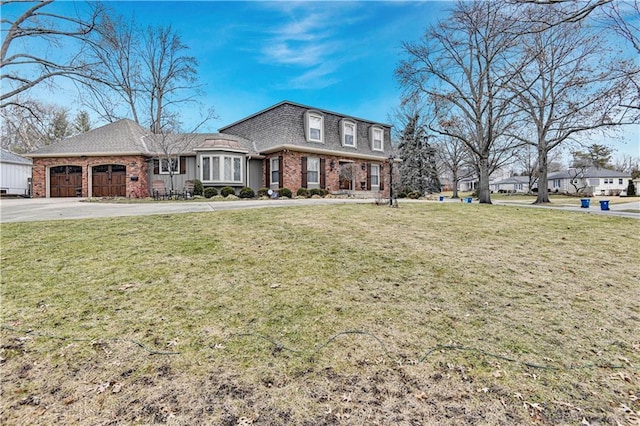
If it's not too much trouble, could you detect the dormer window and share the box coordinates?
[340,119,357,148]
[305,111,324,143]
[371,126,384,151]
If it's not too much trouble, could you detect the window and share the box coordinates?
[270,157,279,185]
[200,154,242,183]
[305,111,324,143]
[160,157,179,174]
[619,178,624,185]
[341,119,357,147]
[553,179,561,188]
[307,157,320,184]
[371,126,384,151]
[371,164,380,186]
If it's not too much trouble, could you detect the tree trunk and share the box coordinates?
[452,170,459,198]
[478,157,492,204]
[535,145,550,204]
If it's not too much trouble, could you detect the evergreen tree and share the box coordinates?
[398,113,441,194]
[73,110,92,134]
[47,109,72,144]
[628,179,636,197]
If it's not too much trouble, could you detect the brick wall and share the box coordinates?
[264,150,389,196]
[31,155,149,198]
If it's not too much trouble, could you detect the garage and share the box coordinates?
[50,165,82,197]
[92,164,126,197]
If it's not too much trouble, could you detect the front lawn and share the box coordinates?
[1,204,638,424]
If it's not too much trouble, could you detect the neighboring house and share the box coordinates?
[490,176,534,193]
[0,148,32,196]
[547,167,631,196]
[25,101,393,198]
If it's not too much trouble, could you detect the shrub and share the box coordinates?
[221,186,235,197]
[239,187,255,199]
[193,179,204,196]
[627,179,636,197]
[397,191,407,199]
[257,187,270,198]
[204,187,217,198]
[278,188,292,198]
[296,188,309,198]
[309,188,324,197]
[408,191,421,199]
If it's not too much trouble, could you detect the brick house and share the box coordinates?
[25,101,393,198]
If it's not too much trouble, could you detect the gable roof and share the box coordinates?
[25,119,151,157]
[0,148,32,165]
[547,167,631,179]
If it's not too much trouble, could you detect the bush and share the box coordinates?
[296,188,309,198]
[309,188,324,197]
[204,187,217,198]
[257,187,270,198]
[239,187,255,199]
[221,186,235,197]
[627,179,636,197]
[278,188,292,198]
[193,179,204,196]
[407,191,421,199]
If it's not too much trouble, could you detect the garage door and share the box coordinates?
[50,165,83,197]
[92,164,126,197]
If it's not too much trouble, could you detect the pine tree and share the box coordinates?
[73,110,92,134]
[398,113,441,194]
[628,179,636,197]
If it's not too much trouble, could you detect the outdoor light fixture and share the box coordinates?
[330,160,335,171]
[361,163,366,171]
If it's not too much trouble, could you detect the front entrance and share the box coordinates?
[50,165,83,197]
[92,164,127,197]
[339,163,355,190]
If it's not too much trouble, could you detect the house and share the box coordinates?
[490,176,535,193]
[0,148,32,196]
[547,167,631,196]
[25,101,393,198]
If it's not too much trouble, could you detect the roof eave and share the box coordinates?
[259,144,391,161]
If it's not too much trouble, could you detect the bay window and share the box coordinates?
[200,154,243,183]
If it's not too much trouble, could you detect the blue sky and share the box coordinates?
[98,1,449,129]
[6,1,639,158]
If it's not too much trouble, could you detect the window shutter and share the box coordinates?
[301,156,308,188]
[320,158,326,189]
[265,158,270,186]
[153,159,159,175]
[366,163,372,190]
[180,156,186,174]
[278,156,283,188]
[380,164,385,190]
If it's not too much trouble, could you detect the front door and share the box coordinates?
[92,164,127,197]
[339,163,354,190]
[50,165,82,197]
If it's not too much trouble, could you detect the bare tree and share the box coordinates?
[508,5,635,204]
[0,0,104,110]
[150,108,217,193]
[397,0,523,204]
[512,0,612,27]
[435,135,473,198]
[0,99,71,152]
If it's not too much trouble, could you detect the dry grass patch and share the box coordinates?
[1,204,639,425]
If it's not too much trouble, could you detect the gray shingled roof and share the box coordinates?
[24,119,254,157]
[493,176,531,185]
[0,148,32,165]
[547,167,631,179]
[25,119,150,157]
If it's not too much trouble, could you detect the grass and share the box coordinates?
[1,203,639,425]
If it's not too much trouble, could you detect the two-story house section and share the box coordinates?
[219,101,393,196]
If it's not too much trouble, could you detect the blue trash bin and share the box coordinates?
[599,200,610,211]
[439,196,444,202]
[465,197,472,203]
[580,198,590,208]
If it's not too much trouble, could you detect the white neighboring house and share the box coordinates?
[547,167,631,196]
[490,176,535,193]
[0,149,32,196]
